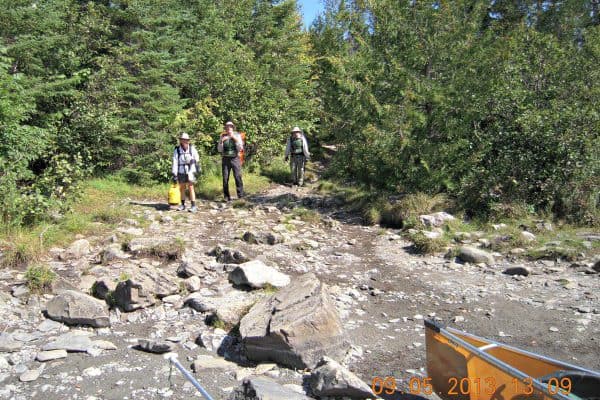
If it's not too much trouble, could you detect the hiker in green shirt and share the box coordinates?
[217,121,244,201]
[284,127,310,186]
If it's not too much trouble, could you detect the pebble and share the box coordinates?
[83,367,103,377]
[549,327,559,332]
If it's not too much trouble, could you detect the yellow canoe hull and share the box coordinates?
[425,320,600,400]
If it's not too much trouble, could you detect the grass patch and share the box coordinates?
[0,176,165,268]
[262,283,279,294]
[195,169,270,201]
[381,203,405,229]
[1,237,43,269]
[410,232,450,254]
[232,199,252,209]
[290,207,321,224]
[363,205,382,225]
[142,237,186,261]
[24,264,57,293]
[261,158,290,185]
[526,246,580,261]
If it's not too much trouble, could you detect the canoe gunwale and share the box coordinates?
[425,319,600,400]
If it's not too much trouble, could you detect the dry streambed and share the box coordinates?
[0,185,598,400]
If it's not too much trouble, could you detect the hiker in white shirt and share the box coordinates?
[172,132,200,212]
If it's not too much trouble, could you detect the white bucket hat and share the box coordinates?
[224,121,235,128]
[291,126,302,133]
[179,132,190,140]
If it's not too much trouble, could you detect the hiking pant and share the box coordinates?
[290,154,305,185]
[222,156,244,200]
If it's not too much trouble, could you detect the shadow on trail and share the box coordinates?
[246,189,366,226]
[129,201,170,211]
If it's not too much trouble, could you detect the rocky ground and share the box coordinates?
[0,182,598,400]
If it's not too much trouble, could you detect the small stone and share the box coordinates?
[255,363,277,375]
[577,306,591,314]
[136,339,173,354]
[11,286,30,298]
[184,276,202,292]
[520,231,536,242]
[503,266,531,276]
[192,355,236,371]
[83,366,103,377]
[453,316,465,323]
[91,340,117,350]
[549,326,559,332]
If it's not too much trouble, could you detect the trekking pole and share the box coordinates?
[165,353,215,400]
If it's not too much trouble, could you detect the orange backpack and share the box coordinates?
[239,131,246,165]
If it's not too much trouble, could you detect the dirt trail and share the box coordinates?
[0,181,598,400]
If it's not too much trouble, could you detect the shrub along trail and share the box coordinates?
[0,182,598,399]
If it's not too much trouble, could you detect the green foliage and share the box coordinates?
[311,1,599,225]
[410,232,450,255]
[24,264,56,293]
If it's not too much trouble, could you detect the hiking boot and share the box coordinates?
[188,206,198,213]
[177,204,185,211]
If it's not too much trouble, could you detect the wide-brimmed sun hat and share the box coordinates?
[291,126,301,133]
[179,132,190,140]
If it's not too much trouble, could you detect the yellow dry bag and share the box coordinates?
[168,183,181,205]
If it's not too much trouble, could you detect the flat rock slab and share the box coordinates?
[45,290,110,328]
[240,273,348,370]
[36,349,68,362]
[310,356,374,399]
[137,339,173,354]
[229,260,290,289]
[0,333,22,352]
[192,355,237,371]
[20,366,44,382]
[228,377,313,400]
[37,319,64,333]
[42,332,94,352]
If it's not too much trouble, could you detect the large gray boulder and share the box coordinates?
[94,266,179,311]
[61,239,91,260]
[419,212,455,227]
[240,273,348,370]
[310,357,374,399]
[112,279,156,312]
[228,377,313,400]
[45,290,110,328]
[184,289,263,326]
[458,246,495,264]
[229,260,290,289]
